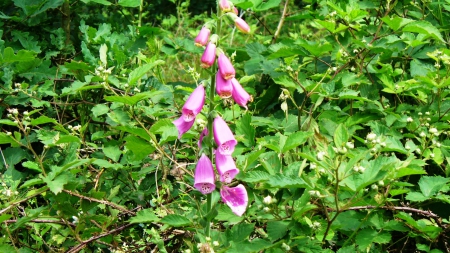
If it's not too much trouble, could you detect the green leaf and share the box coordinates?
[405,192,428,202]
[0,119,19,127]
[266,221,289,242]
[92,159,123,170]
[418,176,449,198]
[91,104,110,117]
[81,0,112,5]
[160,214,192,227]
[381,16,414,31]
[124,135,155,161]
[0,133,15,144]
[104,91,164,106]
[99,44,107,65]
[128,60,165,86]
[22,161,41,172]
[236,113,256,147]
[355,228,377,250]
[282,131,313,153]
[31,115,58,126]
[118,0,140,7]
[103,140,122,162]
[252,0,281,11]
[395,167,426,178]
[267,174,308,188]
[227,238,272,253]
[229,223,255,242]
[40,172,70,194]
[238,170,270,183]
[402,21,445,43]
[55,135,81,144]
[129,209,160,224]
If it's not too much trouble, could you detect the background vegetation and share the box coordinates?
[1,0,450,252]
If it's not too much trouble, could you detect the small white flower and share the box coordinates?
[366,133,377,141]
[429,128,439,136]
[359,166,366,173]
[425,123,430,127]
[436,142,441,148]
[406,117,413,123]
[426,117,431,122]
[353,49,359,54]
[134,87,140,93]
[415,148,421,154]
[430,153,435,158]
[310,163,317,169]
[281,242,291,251]
[317,151,326,161]
[425,111,430,115]
[205,237,211,242]
[353,166,360,172]
[213,241,219,247]
[332,67,337,72]
[263,196,272,205]
[263,207,270,212]
[378,181,384,186]
[346,142,354,149]
[418,112,423,116]
[419,132,426,138]
[371,184,378,190]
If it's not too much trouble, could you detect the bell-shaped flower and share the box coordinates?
[198,127,209,149]
[215,150,239,183]
[194,154,216,194]
[220,184,248,216]
[219,0,231,12]
[216,71,233,98]
[231,78,251,109]
[218,53,235,80]
[181,85,205,122]
[195,26,210,47]
[213,116,237,155]
[201,43,216,68]
[173,117,195,139]
[173,85,205,138]
[235,17,250,34]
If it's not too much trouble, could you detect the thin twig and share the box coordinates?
[4,219,76,227]
[62,189,135,215]
[66,223,135,253]
[272,0,289,44]
[345,205,440,219]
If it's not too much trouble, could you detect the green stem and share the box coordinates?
[204,2,224,238]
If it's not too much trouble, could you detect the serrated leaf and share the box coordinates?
[229,223,255,242]
[0,119,19,126]
[266,221,289,242]
[81,0,112,5]
[92,159,123,170]
[22,161,41,172]
[129,209,160,224]
[91,104,110,117]
[418,176,449,198]
[128,60,164,86]
[253,0,281,11]
[381,16,414,31]
[118,0,140,7]
[40,173,69,194]
[0,133,15,144]
[238,170,270,183]
[405,192,428,202]
[104,91,164,106]
[124,135,155,161]
[30,115,58,126]
[395,167,426,178]
[227,238,272,253]
[267,174,308,188]
[236,113,255,147]
[283,131,313,153]
[160,214,192,227]
[402,21,445,43]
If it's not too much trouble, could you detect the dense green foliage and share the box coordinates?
[1,0,450,252]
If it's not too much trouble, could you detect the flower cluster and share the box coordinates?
[172,6,252,216]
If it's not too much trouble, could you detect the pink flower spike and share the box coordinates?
[219,0,231,12]
[215,150,239,183]
[216,71,233,98]
[218,53,235,80]
[173,116,195,139]
[182,85,205,122]
[201,43,216,68]
[231,78,251,109]
[220,184,248,216]
[198,128,209,149]
[213,116,237,155]
[235,17,250,34]
[195,26,210,47]
[194,154,216,194]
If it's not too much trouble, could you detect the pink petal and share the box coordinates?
[201,43,216,68]
[220,184,248,216]
[235,17,250,34]
[218,53,235,80]
[231,78,251,109]
[216,71,233,98]
[213,116,237,155]
[173,116,195,139]
[215,150,239,183]
[194,26,210,47]
[219,0,231,12]
[182,85,205,122]
[194,154,216,194]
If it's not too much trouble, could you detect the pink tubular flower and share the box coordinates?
[231,78,251,109]
[218,53,235,80]
[215,150,239,183]
[216,71,233,98]
[219,0,231,12]
[195,26,210,47]
[201,43,216,68]
[213,116,237,155]
[198,128,209,149]
[182,85,205,122]
[173,117,196,139]
[220,184,248,216]
[194,154,216,194]
[173,85,205,138]
[235,17,250,34]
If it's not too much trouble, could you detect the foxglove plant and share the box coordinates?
[213,116,237,155]
[200,42,216,68]
[215,71,233,98]
[194,26,210,47]
[231,78,251,109]
[173,85,205,138]
[217,53,235,80]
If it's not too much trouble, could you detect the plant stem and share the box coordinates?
[272,0,289,44]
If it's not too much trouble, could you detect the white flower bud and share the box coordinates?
[317,151,326,161]
[406,117,413,123]
[366,133,377,141]
[263,196,272,205]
